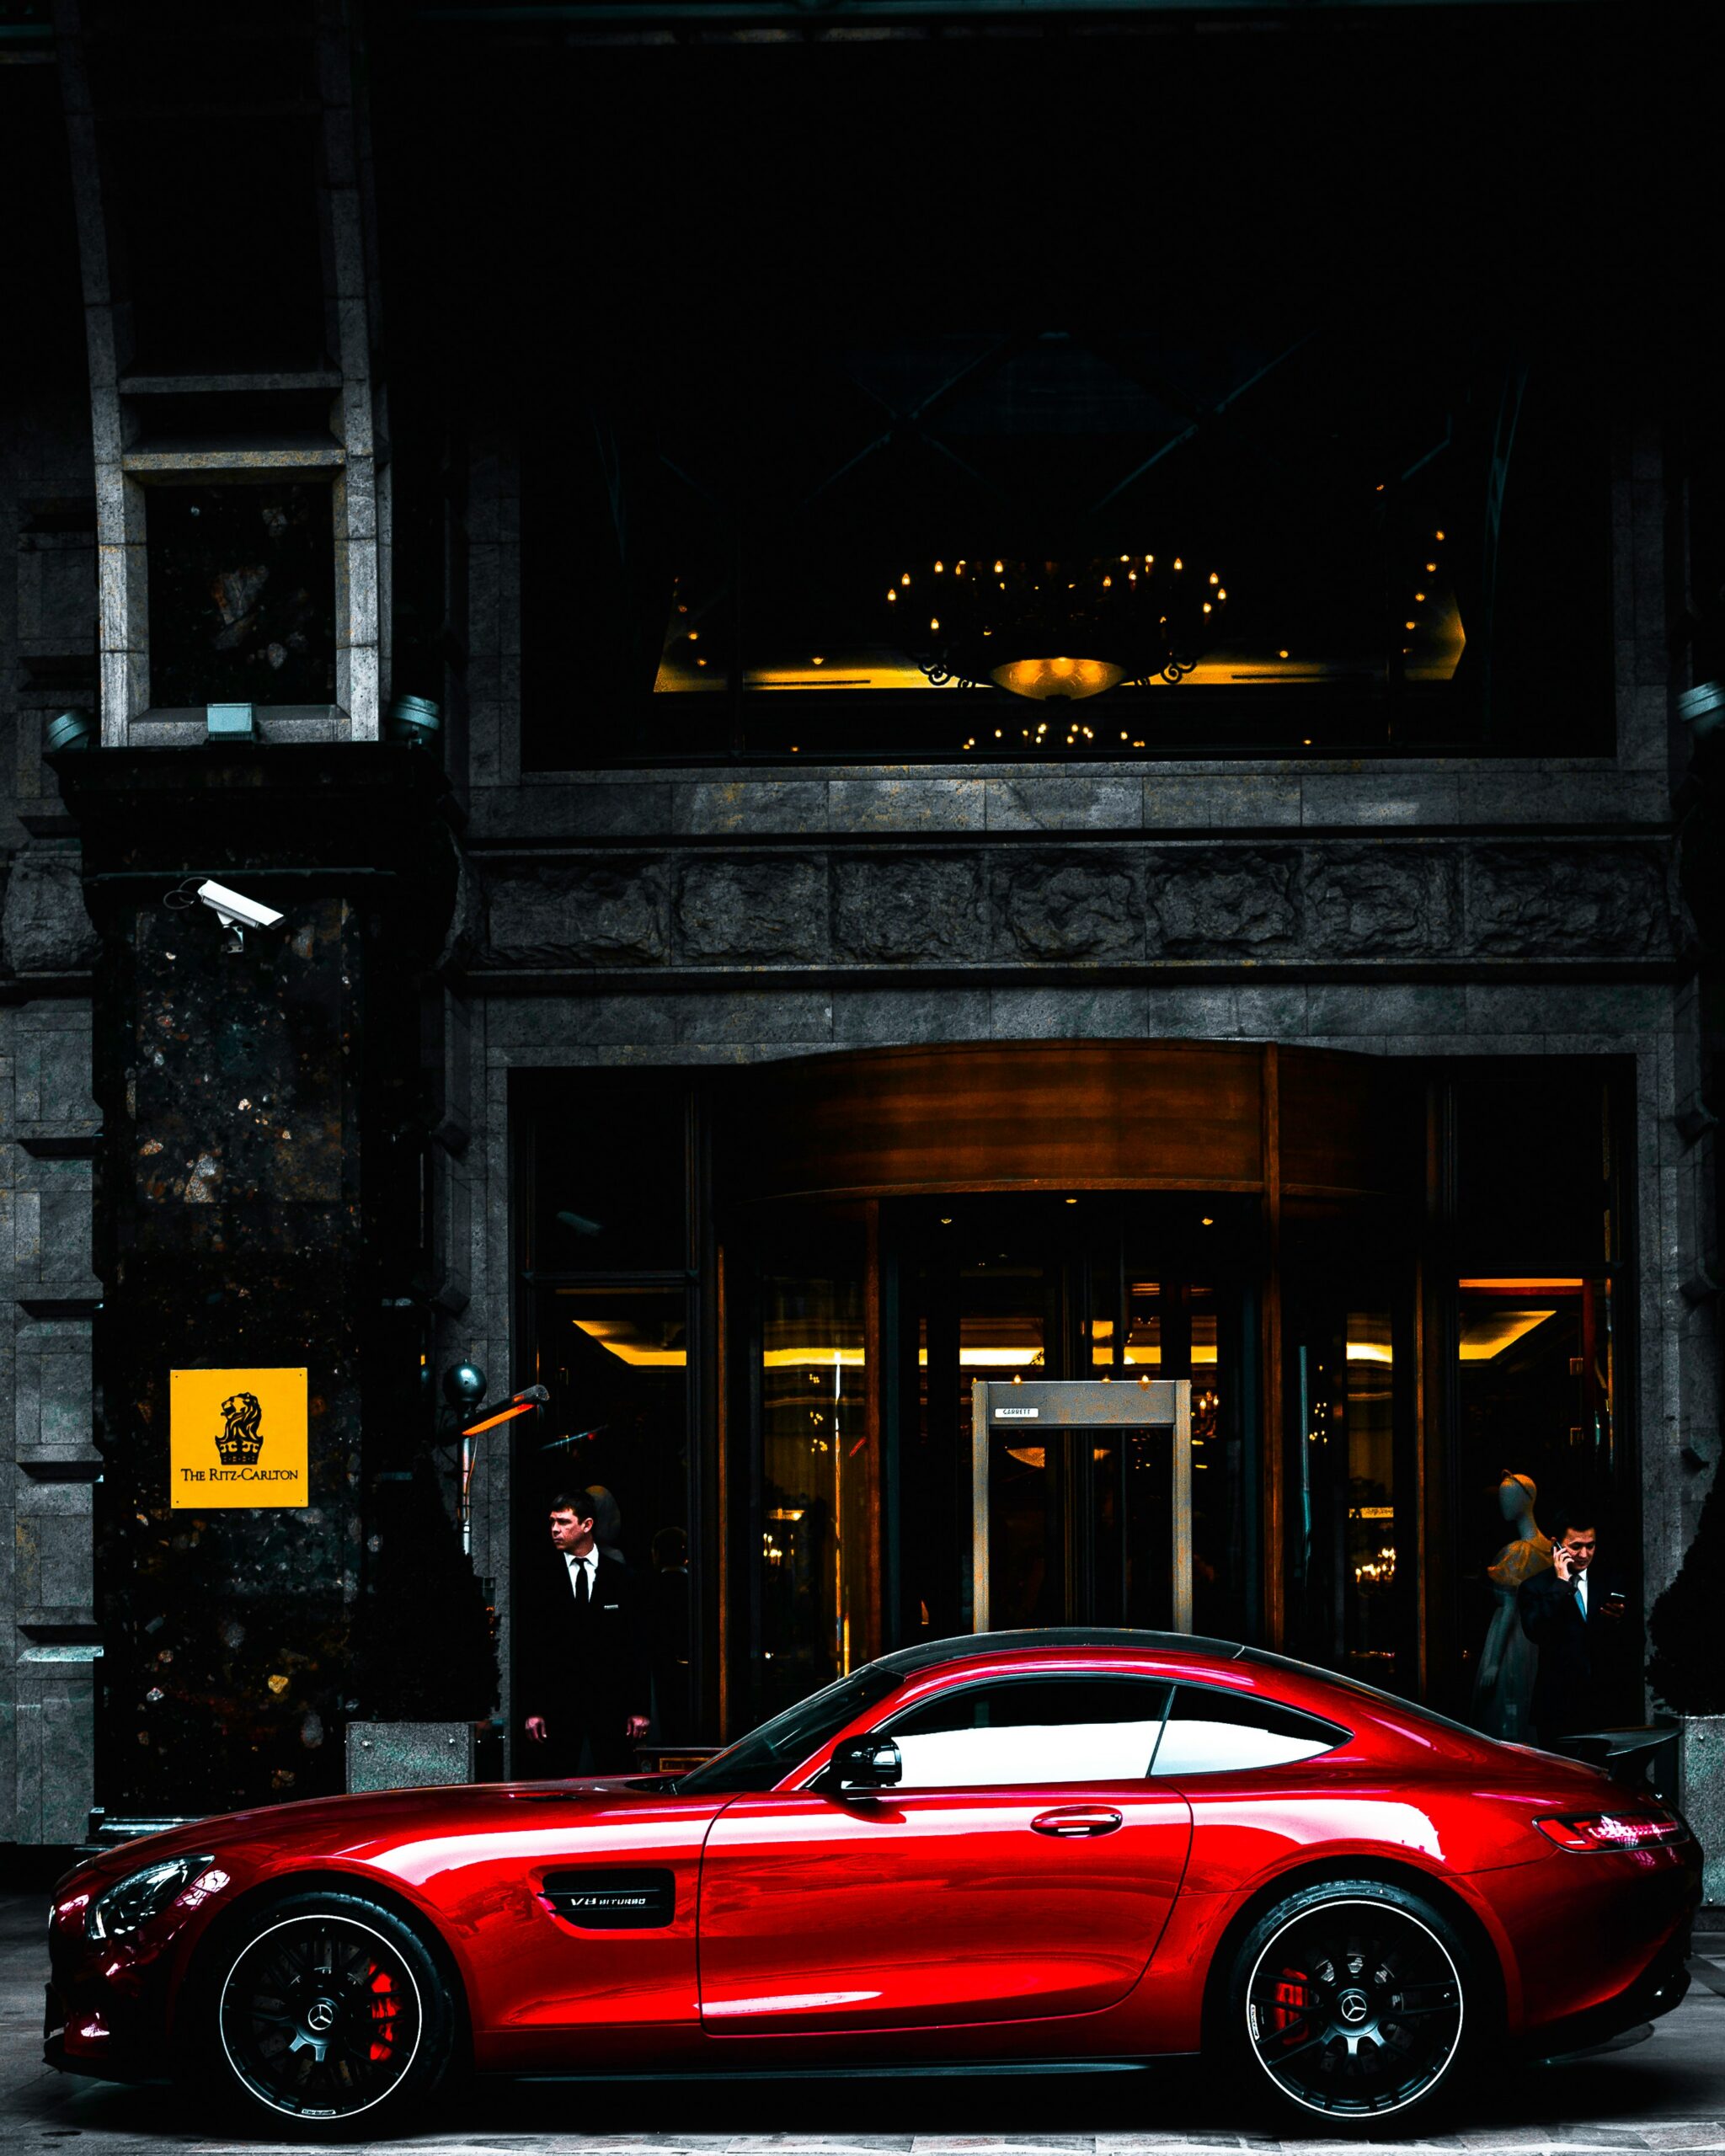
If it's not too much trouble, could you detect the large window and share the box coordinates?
[147,483,336,709]
[525,329,1608,767]
[506,19,1620,770]
[756,1229,875,1718]
[1284,1278,1413,1697]
[1446,1063,1632,1726]
[895,1193,1255,1648]
[517,1075,702,1748]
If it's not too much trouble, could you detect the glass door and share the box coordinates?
[971,1379,1193,1634]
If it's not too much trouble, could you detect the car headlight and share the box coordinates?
[85,1853,215,1941]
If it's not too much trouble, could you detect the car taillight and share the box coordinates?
[1535,1806,1689,1853]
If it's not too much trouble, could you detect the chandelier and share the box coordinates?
[884,554,1229,701]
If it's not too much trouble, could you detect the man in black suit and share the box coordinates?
[521,1491,651,1775]
[1518,1504,1631,1748]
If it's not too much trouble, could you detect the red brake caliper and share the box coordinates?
[367,1969,398,2063]
[1271,1971,1310,2043]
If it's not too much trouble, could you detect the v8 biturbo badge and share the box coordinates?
[169,1367,308,1508]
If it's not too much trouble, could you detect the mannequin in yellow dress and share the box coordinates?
[1472,1471,1551,1741]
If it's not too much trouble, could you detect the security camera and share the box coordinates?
[197,879,283,951]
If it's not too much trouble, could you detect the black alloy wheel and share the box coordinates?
[206,1890,455,2130]
[1231,1881,1471,2123]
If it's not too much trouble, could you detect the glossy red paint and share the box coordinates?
[699,1783,1190,2034]
[45,1636,1702,2100]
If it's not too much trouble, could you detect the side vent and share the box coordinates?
[538,1868,676,1929]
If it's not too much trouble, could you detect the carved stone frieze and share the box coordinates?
[992,852,1145,960]
[0,848,99,974]
[1468,843,1674,958]
[1302,846,1459,956]
[834,855,985,963]
[483,862,667,966]
[675,855,828,963]
[465,833,1678,974]
[1146,849,1300,956]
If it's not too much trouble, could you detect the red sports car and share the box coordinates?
[45,1629,1700,2134]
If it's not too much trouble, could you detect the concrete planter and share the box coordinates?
[345,1721,475,1794]
[1679,1715,1725,1904]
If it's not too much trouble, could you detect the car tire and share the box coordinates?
[1226,1876,1478,2130]
[184,1888,458,2136]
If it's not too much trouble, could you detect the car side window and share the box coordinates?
[1150,1684,1348,1776]
[882,1677,1172,1790]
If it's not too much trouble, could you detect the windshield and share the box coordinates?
[677,1666,903,1795]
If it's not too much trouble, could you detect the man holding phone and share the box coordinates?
[1517,1503,1632,1748]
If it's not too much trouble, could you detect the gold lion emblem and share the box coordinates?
[214,1391,264,1467]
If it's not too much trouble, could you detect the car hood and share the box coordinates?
[72,1774,681,1880]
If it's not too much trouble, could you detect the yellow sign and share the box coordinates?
[170,1368,308,1508]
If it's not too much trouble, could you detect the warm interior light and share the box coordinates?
[915,1346,1048,1368]
[570,1318,689,1368]
[1458,1278,1584,1294]
[1460,1310,1557,1361]
[990,656,1124,702]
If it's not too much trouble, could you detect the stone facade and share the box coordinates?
[0,6,1718,1839]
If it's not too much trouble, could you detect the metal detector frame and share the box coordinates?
[971,1378,1193,1635]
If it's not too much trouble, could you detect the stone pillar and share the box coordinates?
[56,744,457,1817]
[1,844,102,1842]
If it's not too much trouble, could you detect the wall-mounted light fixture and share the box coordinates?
[206,702,256,743]
[386,693,441,749]
[46,708,94,755]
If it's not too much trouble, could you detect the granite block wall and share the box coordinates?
[2,55,99,1838]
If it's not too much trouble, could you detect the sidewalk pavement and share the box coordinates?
[3,1892,1721,2154]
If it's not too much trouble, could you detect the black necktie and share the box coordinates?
[574,1559,590,1611]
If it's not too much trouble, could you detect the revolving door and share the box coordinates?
[972,1380,1194,1634]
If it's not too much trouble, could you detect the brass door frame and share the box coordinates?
[970,1379,1193,1635]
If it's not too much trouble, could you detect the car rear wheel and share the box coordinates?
[195,1890,457,2133]
[1228,1878,1475,2127]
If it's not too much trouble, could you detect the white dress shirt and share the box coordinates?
[563,1547,598,1602]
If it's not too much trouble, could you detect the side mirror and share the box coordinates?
[826,1736,902,1796]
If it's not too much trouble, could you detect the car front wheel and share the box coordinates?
[195,1889,457,2133]
[1228,1877,1476,2127]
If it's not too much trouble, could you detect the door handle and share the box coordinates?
[1030,1807,1124,1838]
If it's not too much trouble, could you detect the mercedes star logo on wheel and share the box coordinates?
[305,1999,337,2033]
